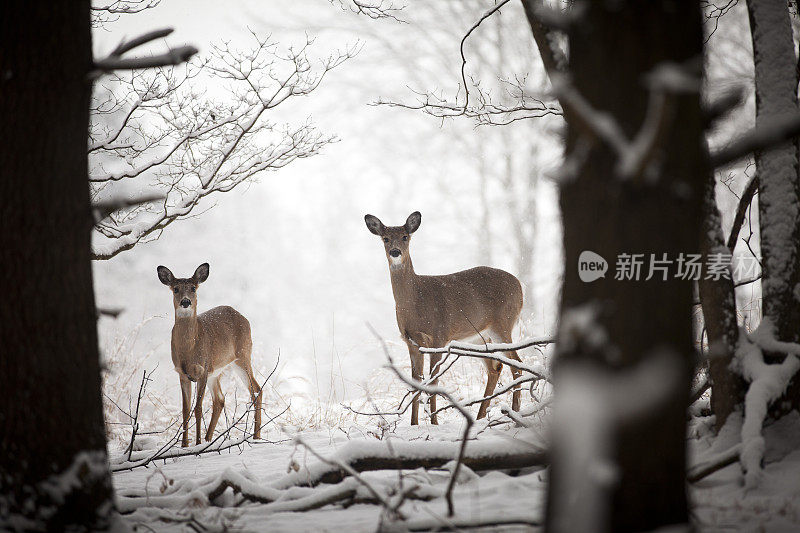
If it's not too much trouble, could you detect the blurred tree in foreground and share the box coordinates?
[1,2,115,528]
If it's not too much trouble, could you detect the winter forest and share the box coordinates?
[3,0,800,531]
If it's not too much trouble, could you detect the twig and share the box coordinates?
[690,378,711,404]
[125,369,154,461]
[92,28,198,77]
[112,356,281,471]
[368,323,473,517]
[726,174,759,251]
[456,0,514,116]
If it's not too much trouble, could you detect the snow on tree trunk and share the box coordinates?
[542,1,704,531]
[0,2,114,529]
[747,0,800,419]
[749,0,800,347]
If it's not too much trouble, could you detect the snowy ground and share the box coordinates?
[689,410,800,532]
[112,412,548,532]
[109,388,800,532]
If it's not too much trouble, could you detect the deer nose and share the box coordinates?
[389,249,401,258]
[180,298,191,308]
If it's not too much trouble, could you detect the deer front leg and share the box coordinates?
[194,375,207,445]
[179,374,192,447]
[408,344,424,425]
[205,377,224,442]
[428,352,442,425]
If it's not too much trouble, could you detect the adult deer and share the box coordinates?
[365,211,524,425]
[157,263,262,447]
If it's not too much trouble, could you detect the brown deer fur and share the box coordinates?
[157,263,262,447]
[365,212,524,425]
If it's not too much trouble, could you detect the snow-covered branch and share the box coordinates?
[332,0,406,22]
[90,33,358,260]
[736,322,800,488]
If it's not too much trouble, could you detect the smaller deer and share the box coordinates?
[157,263,262,447]
[365,212,525,425]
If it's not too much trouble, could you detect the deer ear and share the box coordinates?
[364,214,385,236]
[405,211,421,234]
[193,263,210,284]
[157,266,174,286]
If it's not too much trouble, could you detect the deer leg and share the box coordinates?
[247,370,263,439]
[233,361,263,439]
[428,352,443,425]
[506,350,523,412]
[205,376,224,442]
[409,345,424,425]
[180,374,191,448]
[194,375,207,445]
[477,359,502,419]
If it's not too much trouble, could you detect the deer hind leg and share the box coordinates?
[477,358,502,419]
[428,352,443,425]
[194,375,207,445]
[408,344,424,425]
[180,374,192,447]
[233,361,262,439]
[489,327,523,412]
[205,375,225,442]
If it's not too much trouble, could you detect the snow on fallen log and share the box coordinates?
[271,438,547,489]
[686,444,742,484]
[737,321,800,489]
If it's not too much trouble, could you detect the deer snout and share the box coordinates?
[389,248,401,258]
[180,298,191,308]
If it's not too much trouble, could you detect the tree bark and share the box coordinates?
[698,172,743,430]
[0,2,113,529]
[748,0,800,411]
[541,1,704,531]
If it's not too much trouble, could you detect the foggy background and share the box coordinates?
[91,0,760,414]
[91,0,564,408]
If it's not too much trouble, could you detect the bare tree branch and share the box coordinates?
[710,113,800,168]
[726,174,759,251]
[91,28,198,77]
[89,33,358,260]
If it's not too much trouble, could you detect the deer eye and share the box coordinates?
[190,286,196,293]
[173,287,179,294]
[383,237,389,243]
[402,235,408,241]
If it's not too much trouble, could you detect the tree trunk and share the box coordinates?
[0,2,113,529]
[698,172,743,430]
[748,0,800,412]
[542,1,704,531]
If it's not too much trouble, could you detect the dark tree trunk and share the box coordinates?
[0,2,113,529]
[747,0,800,413]
[698,173,744,430]
[544,1,704,531]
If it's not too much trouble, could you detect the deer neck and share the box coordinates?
[389,257,419,311]
[172,311,200,352]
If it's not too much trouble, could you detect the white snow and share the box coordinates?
[736,321,800,489]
